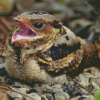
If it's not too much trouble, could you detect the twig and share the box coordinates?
[0,84,36,100]
[67,75,95,97]
[84,0,100,16]
[0,17,13,31]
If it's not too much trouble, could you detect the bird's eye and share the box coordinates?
[34,22,43,29]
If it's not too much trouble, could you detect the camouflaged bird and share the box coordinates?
[5,11,98,83]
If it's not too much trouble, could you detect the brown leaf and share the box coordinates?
[33,86,43,96]
[0,92,11,100]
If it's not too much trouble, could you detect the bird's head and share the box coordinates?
[11,11,65,47]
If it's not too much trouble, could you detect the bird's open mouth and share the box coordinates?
[12,19,42,43]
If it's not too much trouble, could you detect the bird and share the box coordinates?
[5,11,97,84]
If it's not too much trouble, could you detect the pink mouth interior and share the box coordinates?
[12,21,37,43]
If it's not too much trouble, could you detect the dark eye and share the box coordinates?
[34,22,43,29]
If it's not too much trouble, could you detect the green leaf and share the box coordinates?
[95,91,100,100]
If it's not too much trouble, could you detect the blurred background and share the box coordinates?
[0,0,100,60]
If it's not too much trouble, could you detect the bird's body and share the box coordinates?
[5,11,97,83]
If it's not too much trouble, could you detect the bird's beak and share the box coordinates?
[12,17,19,21]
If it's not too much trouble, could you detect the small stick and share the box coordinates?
[0,17,13,31]
[67,75,95,96]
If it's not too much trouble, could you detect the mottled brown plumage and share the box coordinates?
[5,11,97,83]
